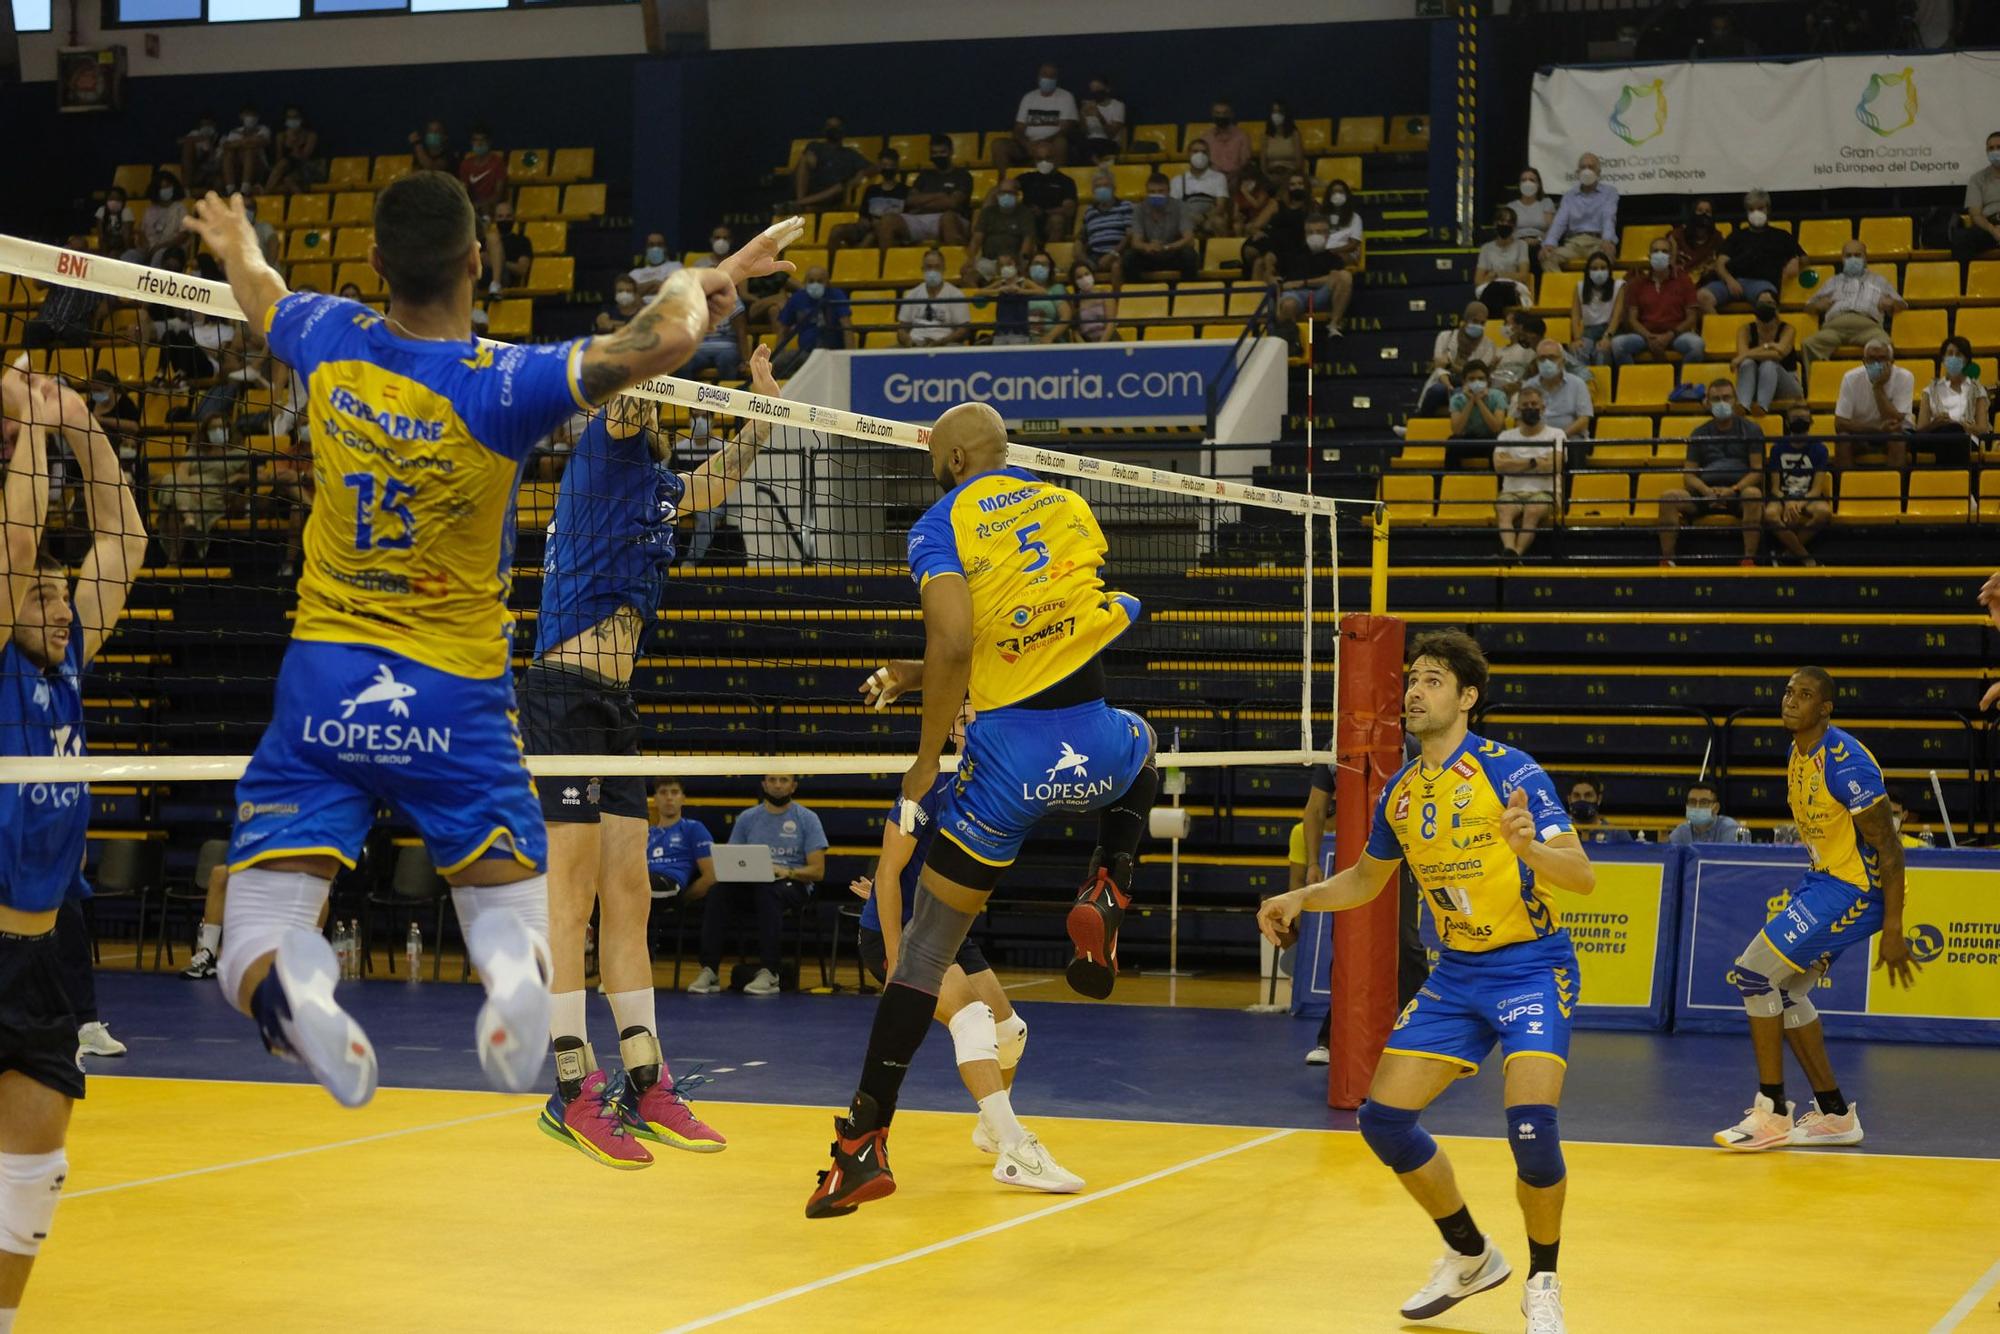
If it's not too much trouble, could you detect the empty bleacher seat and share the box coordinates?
[1966,262,2000,302]
[1902,261,1961,305]
[1384,115,1430,153]
[332,229,373,261]
[1311,156,1364,190]
[329,191,374,227]
[559,184,606,220]
[1805,361,1861,407]
[520,256,575,296]
[1436,474,1497,524]
[812,211,859,245]
[112,163,153,197]
[284,230,329,262]
[1381,474,1434,523]
[1904,471,1969,522]
[881,247,925,285]
[334,262,385,298]
[1144,323,1197,341]
[288,261,333,292]
[549,147,595,183]
[1702,313,1754,357]
[1296,119,1333,155]
[1954,307,2000,353]
[1172,291,1225,320]
[1202,237,1246,276]
[523,220,568,255]
[507,149,549,181]
[1613,364,1675,410]
[1836,470,1900,521]
[1535,271,1580,313]
[1335,116,1385,153]
[1566,472,1632,524]
[1856,216,1911,259]
[1893,308,1947,352]
[1592,415,1654,444]
[1617,225,1670,263]
[513,185,560,220]
[286,194,329,227]
[370,155,413,188]
[1797,219,1852,261]
[485,299,533,340]
[1128,124,1178,159]
[830,249,880,285]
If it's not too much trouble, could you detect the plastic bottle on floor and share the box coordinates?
[406,922,423,983]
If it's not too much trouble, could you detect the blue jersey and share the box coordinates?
[0,637,89,913]
[646,817,713,887]
[1787,724,1888,891]
[533,415,684,659]
[859,773,952,932]
[729,802,828,868]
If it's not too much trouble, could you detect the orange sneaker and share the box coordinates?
[1713,1093,1793,1151]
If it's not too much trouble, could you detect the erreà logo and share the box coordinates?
[1855,68,1918,138]
[1608,77,1667,148]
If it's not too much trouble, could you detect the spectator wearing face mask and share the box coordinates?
[629,230,682,299]
[791,117,871,211]
[156,413,252,563]
[999,63,1078,169]
[1732,293,1802,413]
[775,265,850,374]
[1802,240,1905,370]
[979,254,1039,346]
[1525,340,1595,450]
[1018,139,1078,246]
[597,276,641,334]
[964,179,1040,286]
[1272,214,1355,345]
[1951,131,2000,263]
[1245,173,1314,279]
[1493,384,1563,559]
[409,118,453,172]
[1233,171,1278,250]
[1914,335,1988,469]
[1260,103,1305,183]
[1668,198,1723,284]
[1416,301,1502,416]
[1698,190,1802,315]
[1490,312,1545,395]
[1610,237,1704,366]
[1078,76,1126,162]
[457,127,508,210]
[1508,168,1555,255]
[179,115,224,193]
[1832,337,1914,470]
[1170,139,1234,237]
[1763,412,1831,565]
[1538,152,1619,271]
[879,136,971,249]
[1204,100,1252,182]
[1476,206,1533,313]
[897,251,971,346]
[1125,172,1198,281]
[265,107,318,194]
[482,201,533,294]
[1320,181,1363,259]
[1886,793,1931,848]
[1565,778,1632,844]
[1659,377,1765,566]
[1077,172,1135,276]
[131,174,191,267]
[1668,784,1744,844]
[1067,259,1116,343]
[93,190,135,259]
[1568,256,1625,367]
[829,151,911,256]
[1446,360,1508,468]
[1022,251,1068,343]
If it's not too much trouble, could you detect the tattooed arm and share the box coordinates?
[575,268,734,406]
[679,344,776,515]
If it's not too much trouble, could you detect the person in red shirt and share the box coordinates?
[1610,236,1704,366]
[456,127,508,210]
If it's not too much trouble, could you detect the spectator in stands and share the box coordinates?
[23,265,103,350]
[1886,792,1931,847]
[483,200,533,293]
[1245,173,1312,279]
[1802,239,1905,370]
[789,117,870,212]
[1950,130,2000,262]
[1320,180,1364,265]
[1565,777,1633,843]
[1611,236,1703,366]
[1019,139,1079,245]
[1416,301,1502,415]
[1568,255,1625,367]
[1763,411,1831,565]
[1233,170,1277,249]
[1658,377,1765,565]
[774,264,851,373]
[1832,336,1913,469]
[629,230,681,298]
[1261,102,1306,183]
[830,150,911,257]
[684,290,750,381]
[1205,100,1252,182]
[1914,334,1987,468]
[1125,173,1198,281]
[648,778,715,909]
[1067,259,1116,342]
[881,137,972,249]
[1493,384,1563,559]
[690,774,827,996]
[1491,312,1545,395]
[410,118,453,172]
[1273,214,1356,347]
[1538,152,1618,271]
[998,63,1078,168]
[1668,198,1723,286]
[1446,359,1507,468]
[980,256,1038,345]
[156,412,251,562]
[337,281,365,302]
[1668,783,1744,844]
[1693,9,1757,57]
[1509,168,1555,255]
[1528,339,1595,456]
[597,275,641,334]
[457,126,508,210]
[1732,292,1802,413]
[179,114,223,193]
[965,178,1039,286]
[264,411,313,578]
[1699,189,1802,314]
[1025,251,1068,342]
[1077,171,1134,275]
[1171,139,1233,237]
[92,188,135,259]
[1079,76,1127,162]
[85,370,140,440]
[1476,205,1533,314]
[898,250,971,346]
[132,173,188,267]
[264,106,318,194]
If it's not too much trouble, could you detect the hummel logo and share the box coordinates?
[1045,741,1089,782]
[340,664,416,719]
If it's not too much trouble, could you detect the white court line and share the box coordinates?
[1000,978,1056,992]
[658,1127,1295,1334]
[1932,1256,2000,1332]
[66,1105,527,1200]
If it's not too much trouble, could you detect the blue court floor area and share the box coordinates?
[91,972,2000,1160]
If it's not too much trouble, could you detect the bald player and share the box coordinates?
[806,402,1157,1218]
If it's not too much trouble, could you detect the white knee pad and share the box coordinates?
[947,1001,999,1068]
[995,1012,1028,1070]
[0,1150,67,1256]
[1781,961,1827,1029]
[452,875,552,976]
[217,869,333,1014]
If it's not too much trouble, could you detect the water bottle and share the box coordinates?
[406,922,423,983]
[332,921,351,979]
[352,920,364,979]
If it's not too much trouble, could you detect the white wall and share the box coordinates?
[16,1,646,80]
[708,0,1408,50]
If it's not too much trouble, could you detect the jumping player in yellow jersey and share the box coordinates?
[183,178,798,1107]
[1260,631,1595,1334]
[1711,666,1916,1153]
[805,401,1158,1218]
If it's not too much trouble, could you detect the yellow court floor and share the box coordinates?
[29,1077,2000,1333]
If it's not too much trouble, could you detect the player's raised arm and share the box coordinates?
[0,374,54,644]
[53,382,148,666]
[680,345,777,515]
[1500,786,1596,895]
[183,192,290,333]
[1257,851,1401,946]
[576,268,725,406]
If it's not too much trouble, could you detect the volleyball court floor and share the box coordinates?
[34,971,2000,1333]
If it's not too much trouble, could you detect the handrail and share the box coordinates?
[1720,708,1985,833]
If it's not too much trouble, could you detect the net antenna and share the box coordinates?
[0,233,1369,784]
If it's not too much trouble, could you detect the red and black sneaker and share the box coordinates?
[805,1095,896,1219]
[1066,852,1133,1000]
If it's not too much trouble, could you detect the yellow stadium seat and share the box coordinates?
[1311,156,1363,191]
[814,211,859,245]
[513,185,560,220]
[1059,166,1096,196]
[1655,415,1703,441]
[1797,219,1852,261]
[1566,472,1631,524]
[560,183,606,220]
[944,132,979,168]
[1543,316,1572,344]
[1902,261,1961,305]
[285,194,329,227]
[1807,361,1861,407]
[1381,474,1434,523]
[334,262,384,298]
[1613,364,1675,408]
[1536,271,1580,313]
[329,191,374,227]
[1979,470,2000,520]
[1837,470,1900,522]
[1955,307,2000,353]
[1904,470,1969,521]
[1897,358,1933,389]
[1172,291,1225,320]
[1393,444,1444,470]
[1892,308,1947,355]
[1402,418,1453,443]
[1144,323,1196,341]
[485,299,533,340]
[1857,216,1911,259]
[1593,415,1654,443]
[112,163,153,197]
[1587,364,1612,404]
[507,149,549,181]
[830,249,880,285]
[284,229,329,262]
[885,134,928,169]
[785,247,828,278]
[1129,124,1178,158]
[1588,443,1654,468]
[516,482,558,530]
[48,347,94,384]
[1045,241,1075,271]
[101,345,158,386]
[1336,117,1385,153]
[846,136,883,161]
[1436,474,1497,524]
[523,220,567,255]
[1966,261,2000,301]
[863,330,899,348]
[1635,470,1684,510]
[1385,115,1430,153]
[978,131,1012,165]
[521,256,575,296]
[288,261,333,292]
[1618,225,1670,263]
[370,155,413,187]
[779,138,812,170]
[966,169,998,202]
[1295,119,1333,155]
[324,157,370,192]
[1202,322,1247,339]
[1118,293,1171,321]
[1226,287,1269,318]
[549,147,595,183]
[881,247,926,285]
[332,228,373,261]
[1703,313,1754,357]
[1111,164,1151,201]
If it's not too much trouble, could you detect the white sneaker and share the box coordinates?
[992,1133,1084,1193]
[685,966,720,995]
[1713,1092,1793,1151]
[743,968,781,997]
[1304,1045,1330,1066]
[1788,1101,1863,1147]
[77,1021,127,1057]
[270,930,377,1109]
[971,1116,1001,1155]
[1521,1272,1565,1334]
[1399,1238,1511,1321]
[464,912,551,1095]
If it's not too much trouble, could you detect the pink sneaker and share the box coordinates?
[618,1071,727,1153]
[1714,1093,1793,1151]
[538,1071,654,1169]
[1788,1102,1863,1147]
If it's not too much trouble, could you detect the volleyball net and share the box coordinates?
[0,232,1367,790]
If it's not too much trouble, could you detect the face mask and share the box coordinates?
[1331,191,1349,207]
[1945,353,1967,376]
[1755,302,1778,320]
[880,168,900,182]
[1747,209,1769,227]
[765,791,793,807]
[1650,251,1671,272]
[1462,321,1485,339]
[1538,357,1561,379]
[1147,194,1168,208]
[1288,186,1308,201]
[1711,399,1735,419]
[998,264,1017,280]
[1212,114,1232,127]
[1029,263,1050,282]
[932,150,953,167]
[424,132,443,150]
[1693,213,1712,228]
[1687,805,1716,829]
[1844,256,1867,277]
[158,188,175,204]
[997,193,1017,210]
[1189,152,1210,171]
[1568,799,1598,821]
[207,426,228,445]
[1038,77,1057,94]
[1519,179,1539,198]
[1034,158,1055,175]
[1519,407,1543,426]
[805,281,827,299]
[824,126,843,142]
[1989,150,2000,168]
[1093,186,1114,205]
[1077,272,1095,291]
[91,390,112,407]
[1496,221,1514,237]
[1464,380,1487,396]
[1271,112,1286,126]
[286,115,301,129]
[711,237,730,255]
[1865,360,1889,382]
[1588,266,1610,283]
[1577,167,1599,186]
[470,140,489,154]
[923,269,944,289]
[615,290,637,309]
[241,114,258,129]
[645,246,666,266]
[1305,233,1329,252]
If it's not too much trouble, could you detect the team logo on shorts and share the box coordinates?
[340,665,416,719]
[1045,742,1090,782]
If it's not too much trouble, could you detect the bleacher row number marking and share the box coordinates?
[0,234,1358,520]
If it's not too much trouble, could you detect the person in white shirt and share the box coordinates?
[897,250,971,346]
[1079,76,1127,162]
[1832,337,1914,469]
[1801,239,1906,369]
[628,230,682,298]
[998,62,1078,169]
[1914,334,1988,469]
[1416,301,1504,415]
[1476,206,1533,313]
[1170,139,1233,235]
[1493,385,1564,559]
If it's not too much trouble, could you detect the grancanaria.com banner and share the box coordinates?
[1529,51,2000,197]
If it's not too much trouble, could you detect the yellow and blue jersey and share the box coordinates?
[1366,733,1574,954]
[264,293,591,680]
[1786,725,1887,892]
[906,466,1139,711]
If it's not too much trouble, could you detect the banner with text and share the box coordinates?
[1529,51,2000,197]
[847,340,1226,427]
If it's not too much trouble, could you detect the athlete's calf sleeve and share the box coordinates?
[452,875,553,978]
[1097,761,1160,868]
[217,869,333,1014]
[0,1149,67,1256]
[1505,1104,1565,1188]
[947,1001,1000,1068]
[888,887,979,996]
[995,1012,1028,1070]
[1357,1100,1438,1175]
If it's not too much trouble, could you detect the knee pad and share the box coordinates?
[1732,933,1794,1020]
[218,869,333,1014]
[1780,961,1826,1029]
[1506,1104,1565,1188]
[0,1150,67,1256]
[1357,1100,1437,1175]
[888,887,979,996]
[947,1001,999,1068]
[995,1012,1028,1070]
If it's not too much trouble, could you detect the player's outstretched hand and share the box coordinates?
[1983,679,2000,713]
[724,216,806,282]
[848,875,873,901]
[183,191,259,271]
[747,343,779,396]
[691,266,741,331]
[1257,890,1304,949]
[861,660,922,710]
[1500,786,1536,857]
[1874,928,1920,989]
[1979,571,2000,632]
